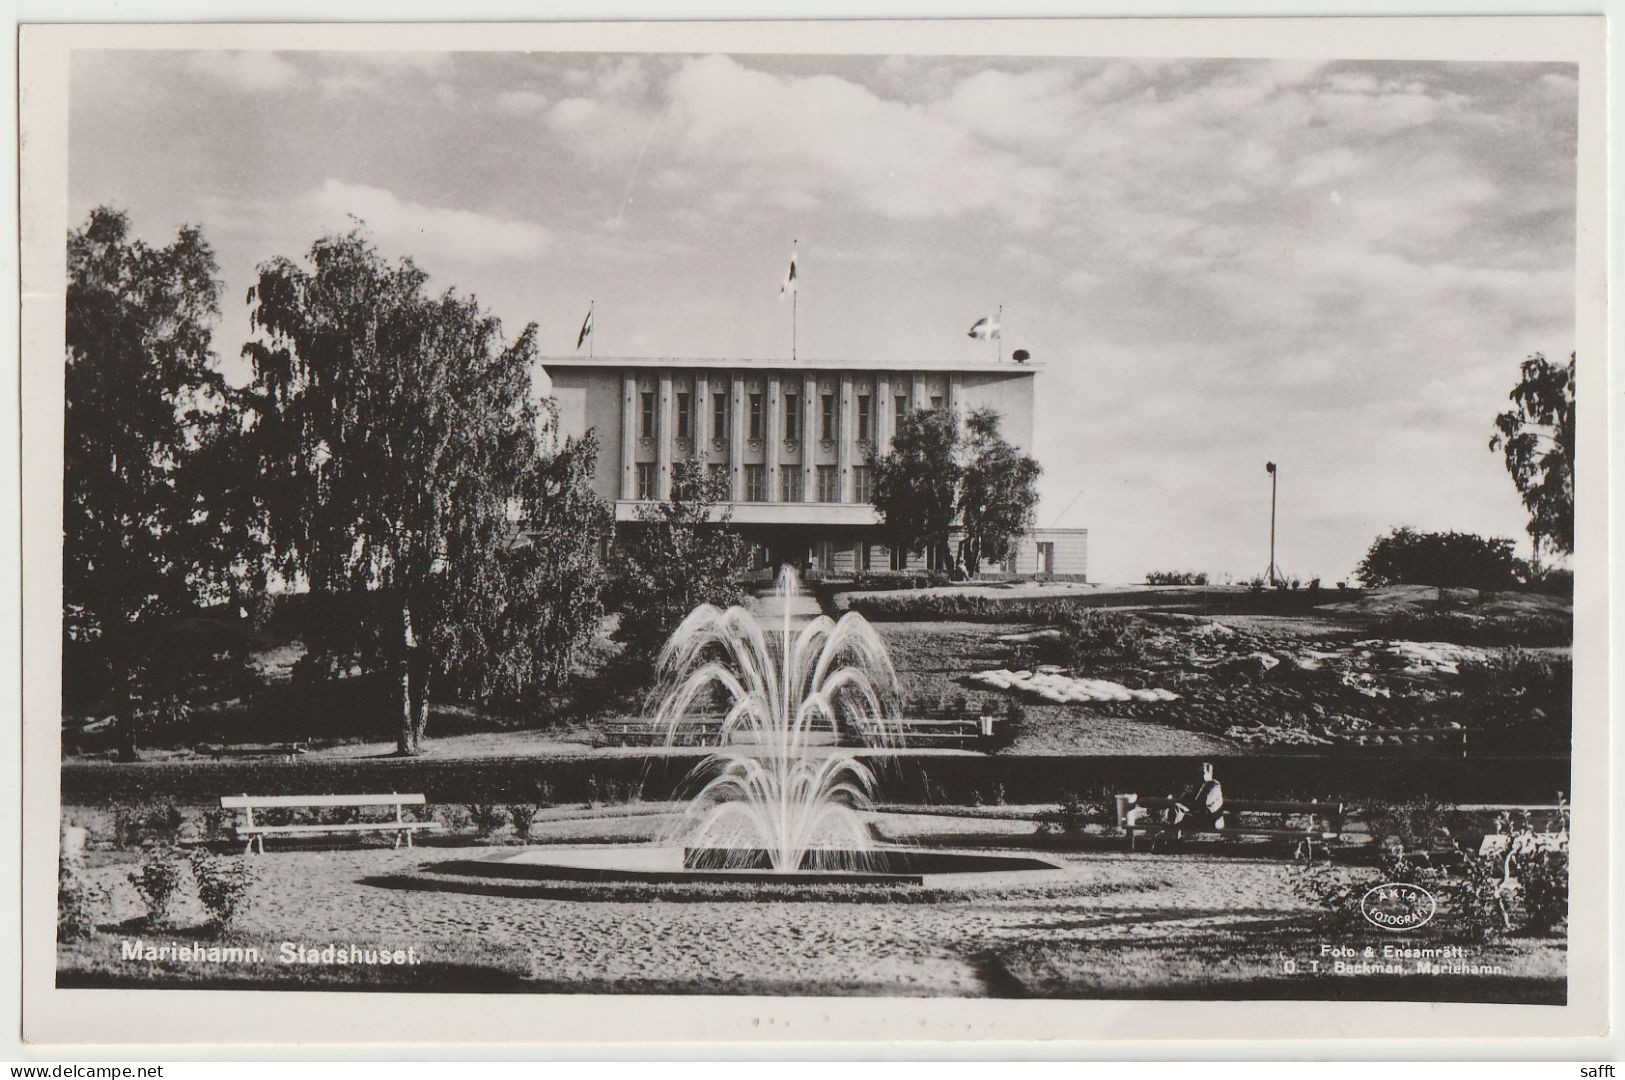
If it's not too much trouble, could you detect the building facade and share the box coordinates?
[542,355,1086,578]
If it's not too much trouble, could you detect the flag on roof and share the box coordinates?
[968,314,1001,340]
[576,305,593,350]
[778,243,798,300]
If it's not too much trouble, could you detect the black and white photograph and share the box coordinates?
[16,15,1608,1046]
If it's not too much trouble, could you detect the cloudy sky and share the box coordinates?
[69,49,1579,583]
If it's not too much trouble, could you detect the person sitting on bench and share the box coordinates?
[1160,762,1226,833]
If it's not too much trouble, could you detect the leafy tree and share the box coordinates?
[612,460,748,660]
[1490,352,1575,559]
[1356,527,1527,591]
[64,207,255,759]
[869,408,961,571]
[434,421,612,704]
[956,408,1041,575]
[241,227,603,753]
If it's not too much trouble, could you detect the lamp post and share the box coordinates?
[1264,461,1280,587]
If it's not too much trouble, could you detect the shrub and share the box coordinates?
[1448,652,1572,747]
[57,862,101,941]
[1374,609,1569,647]
[468,804,510,836]
[1362,797,1459,856]
[131,848,189,927]
[1035,792,1099,836]
[508,804,540,839]
[114,802,184,849]
[433,804,473,833]
[1057,609,1146,667]
[187,850,257,930]
[1145,570,1209,586]
[200,806,236,844]
[1357,527,1527,590]
[1494,805,1570,934]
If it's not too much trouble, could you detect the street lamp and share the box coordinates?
[1264,461,1280,587]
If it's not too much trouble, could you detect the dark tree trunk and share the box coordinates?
[115,704,140,763]
[110,648,141,762]
[408,652,430,750]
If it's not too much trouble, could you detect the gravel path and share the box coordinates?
[78,835,1310,996]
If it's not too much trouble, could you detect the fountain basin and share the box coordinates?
[435,844,1062,887]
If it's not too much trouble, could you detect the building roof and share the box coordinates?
[539,355,1042,374]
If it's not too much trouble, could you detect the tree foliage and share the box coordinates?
[869,408,962,570]
[612,460,748,660]
[1356,527,1527,591]
[240,227,605,753]
[868,407,1040,575]
[64,207,256,758]
[1491,352,1575,558]
[956,408,1042,575]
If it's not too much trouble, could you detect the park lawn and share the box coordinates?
[992,929,1567,1003]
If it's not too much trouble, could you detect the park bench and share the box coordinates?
[1334,725,1468,758]
[1115,793,1344,858]
[221,793,440,854]
[597,716,995,749]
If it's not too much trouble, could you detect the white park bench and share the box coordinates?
[221,793,440,854]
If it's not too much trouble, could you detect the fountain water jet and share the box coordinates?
[436,567,1062,888]
[652,567,901,872]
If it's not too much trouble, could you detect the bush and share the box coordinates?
[1035,791,1099,835]
[57,862,101,941]
[433,804,473,833]
[187,850,257,930]
[114,802,184,849]
[131,848,189,927]
[1057,609,1146,668]
[468,804,510,836]
[508,804,540,839]
[1357,527,1527,590]
[1374,608,1569,647]
[1145,571,1208,586]
[1448,652,1572,748]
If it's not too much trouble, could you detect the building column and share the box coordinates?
[802,372,817,504]
[948,373,964,423]
[765,374,781,502]
[619,371,636,501]
[729,373,744,501]
[837,372,853,502]
[693,372,709,458]
[874,376,891,452]
[656,370,674,500]
[912,373,927,414]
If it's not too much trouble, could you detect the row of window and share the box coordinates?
[635,463,875,503]
[795,542,937,573]
[640,389,937,444]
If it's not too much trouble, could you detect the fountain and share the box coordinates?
[434,568,1060,888]
[652,568,902,872]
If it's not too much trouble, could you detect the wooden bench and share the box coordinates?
[1335,726,1468,758]
[1115,794,1345,857]
[598,716,995,749]
[221,793,441,854]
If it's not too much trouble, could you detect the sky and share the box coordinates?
[68,49,1579,584]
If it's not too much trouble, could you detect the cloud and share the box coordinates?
[204,181,557,266]
[496,89,548,114]
[549,54,1064,231]
[304,180,555,263]
[186,51,301,93]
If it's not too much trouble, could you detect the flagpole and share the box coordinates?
[589,299,595,358]
[793,288,798,361]
[994,304,1002,362]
